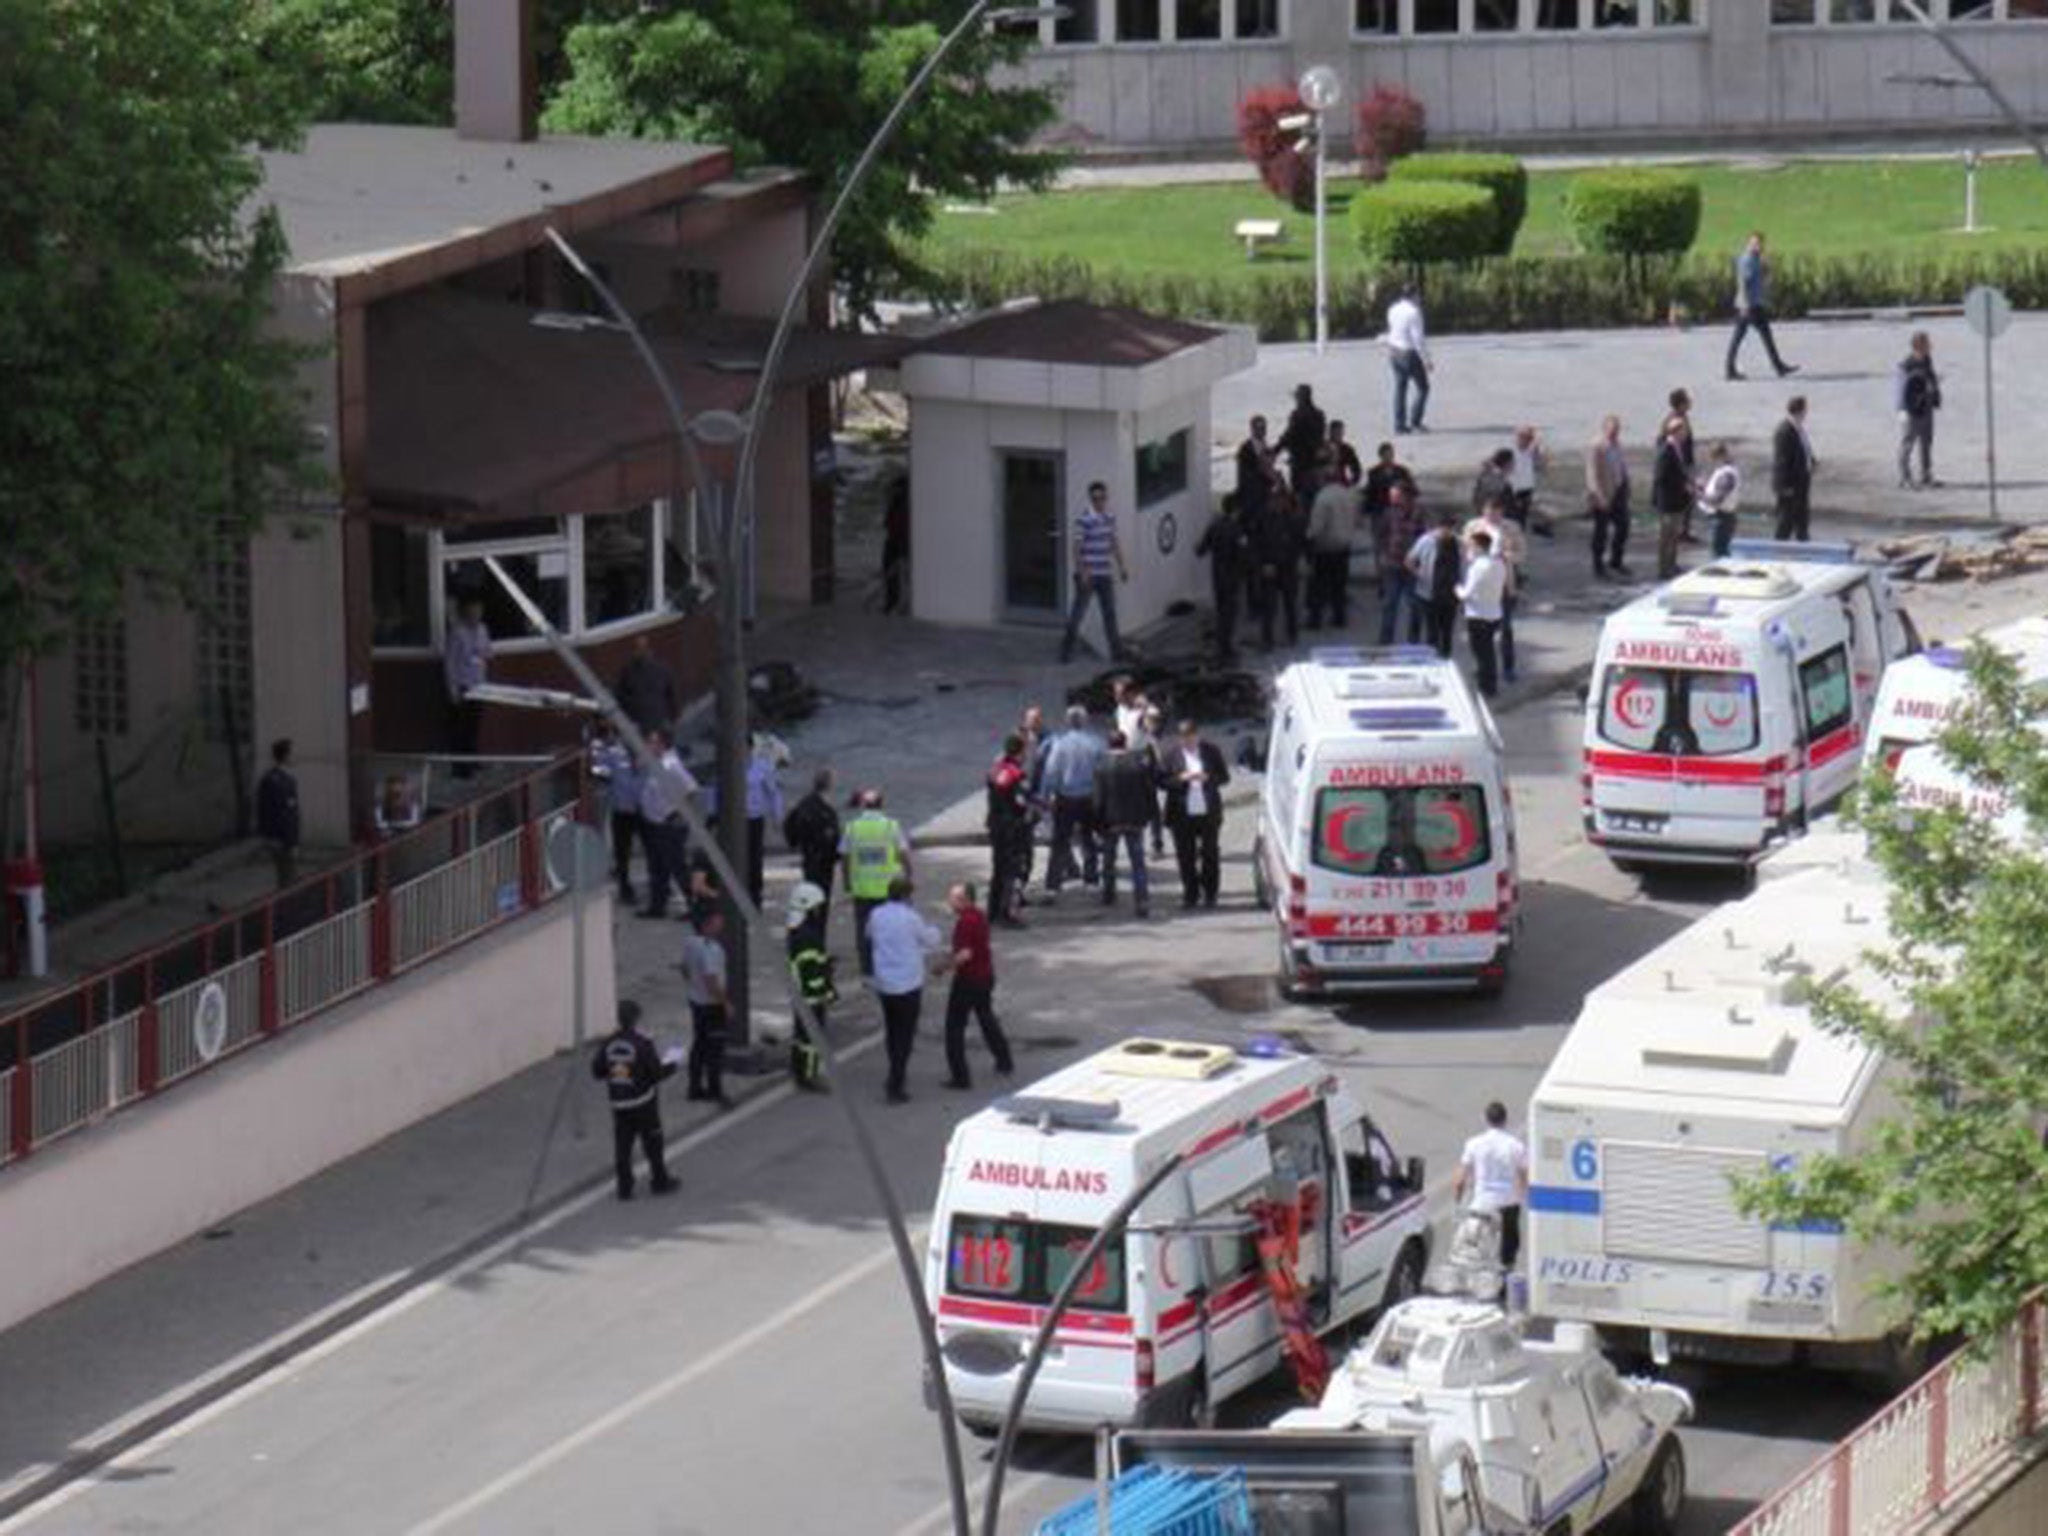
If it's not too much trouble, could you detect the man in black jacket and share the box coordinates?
[1093,730,1158,918]
[782,767,841,927]
[614,636,678,738]
[255,738,300,889]
[1253,489,1304,651]
[1279,384,1328,500]
[1772,396,1816,543]
[1159,719,1231,909]
[1195,494,1250,663]
[1651,410,1695,580]
[590,999,678,1201]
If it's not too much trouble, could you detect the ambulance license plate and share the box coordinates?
[1324,942,1391,962]
[1605,812,1667,834]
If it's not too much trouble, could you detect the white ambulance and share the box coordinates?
[1525,856,1918,1377]
[1583,542,1917,869]
[1256,648,1519,997]
[925,1037,1433,1434]
[1864,614,2048,774]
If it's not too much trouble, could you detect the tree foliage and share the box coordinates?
[541,1,1060,319]
[1388,152,1526,256]
[1351,82,1427,183]
[1565,170,1703,259]
[1236,84,1313,212]
[1740,644,2048,1347]
[0,0,321,661]
[1348,182,1497,269]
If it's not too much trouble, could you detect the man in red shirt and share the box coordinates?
[942,881,1014,1090]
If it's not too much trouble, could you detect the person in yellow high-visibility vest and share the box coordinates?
[839,788,911,977]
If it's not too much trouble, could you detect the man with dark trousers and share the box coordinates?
[942,882,1013,1091]
[1195,493,1251,664]
[590,999,678,1201]
[782,766,841,928]
[866,876,941,1104]
[1279,383,1328,500]
[1160,719,1231,909]
[255,738,300,889]
[1092,729,1158,919]
[984,734,1034,927]
[1726,230,1797,382]
[1772,395,1816,543]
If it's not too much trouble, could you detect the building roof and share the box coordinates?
[916,300,1223,367]
[260,123,731,289]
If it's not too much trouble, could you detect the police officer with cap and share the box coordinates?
[590,998,679,1201]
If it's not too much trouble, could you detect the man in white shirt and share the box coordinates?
[1506,425,1546,529]
[1383,286,1431,436]
[1696,441,1743,558]
[1462,499,1525,684]
[866,876,942,1104]
[637,728,701,920]
[1454,1101,1530,1268]
[1456,529,1509,699]
[680,904,731,1107]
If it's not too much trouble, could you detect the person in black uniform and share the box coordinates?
[782,765,842,927]
[1195,493,1250,664]
[590,999,678,1201]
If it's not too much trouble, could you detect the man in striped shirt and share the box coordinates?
[1058,480,1131,665]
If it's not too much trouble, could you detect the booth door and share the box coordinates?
[1000,450,1065,623]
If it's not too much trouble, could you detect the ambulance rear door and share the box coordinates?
[1791,619,1863,814]
[1301,748,1504,972]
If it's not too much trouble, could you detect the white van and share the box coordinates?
[925,1037,1433,1434]
[1864,614,2048,774]
[1525,856,1916,1376]
[1256,648,1519,997]
[1583,541,1917,869]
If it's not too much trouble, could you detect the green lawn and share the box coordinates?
[924,158,2048,280]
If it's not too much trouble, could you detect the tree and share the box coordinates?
[1235,84,1313,212]
[1740,644,2048,1347]
[541,2,1060,319]
[0,0,321,669]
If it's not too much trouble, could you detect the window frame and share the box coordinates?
[1135,426,1193,509]
[1311,782,1496,879]
[1799,645,1855,743]
[1597,665,1763,758]
[1769,0,2037,22]
[1350,0,1707,34]
[1038,0,1290,44]
[943,1214,1130,1313]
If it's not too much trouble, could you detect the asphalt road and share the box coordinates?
[10,533,2044,1535]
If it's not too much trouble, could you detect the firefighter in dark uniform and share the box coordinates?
[590,998,679,1200]
[785,882,836,1092]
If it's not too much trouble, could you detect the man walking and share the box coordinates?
[590,999,678,1201]
[781,766,841,928]
[868,876,941,1104]
[256,738,300,889]
[1895,331,1943,489]
[1093,729,1157,918]
[1375,482,1425,646]
[1454,1101,1529,1269]
[1384,284,1431,434]
[680,903,732,1108]
[1279,383,1328,500]
[1058,480,1130,664]
[1303,450,1356,632]
[1195,492,1251,663]
[1459,528,1510,699]
[1161,719,1230,909]
[984,733,1034,927]
[1585,414,1632,580]
[1040,705,1104,897]
[840,788,910,976]
[636,727,697,920]
[1726,230,1797,381]
[942,882,1013,1091]
[1772,396,1816,543]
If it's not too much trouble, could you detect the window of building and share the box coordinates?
[371,524,433,648]
[1951,0,1997,14]
[1116,0,1163,38]
[1770,0,2042,19]
[1235,0,1281,36]
[1055,0,1101,43]
[672,268,720,315]
[1830,0,1877,19]
[195,529,253,746]
[1356,0,1399,30]
[1771,0,1816,18]
[1595,0,1642,25]
[1177,0,1224,37]
[582,504,659,631]
[1135,428,1191,508]
[1414,0,1460,30]
[1475,0,1518,26]
[1655,0,1695,20]
[1537,0,1584,23]
[74,617,129,738]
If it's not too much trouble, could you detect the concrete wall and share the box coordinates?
[1955,1442,2048,1536]
[1012,10,2048,150]
[0,897,613,1336]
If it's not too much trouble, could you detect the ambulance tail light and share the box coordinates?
[1286,874,1308,939]
[1763,755,1788,820]
[1135,1338,1156,1391]
[1496,868,1517,928]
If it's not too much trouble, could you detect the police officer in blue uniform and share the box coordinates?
[590,999,679,1200]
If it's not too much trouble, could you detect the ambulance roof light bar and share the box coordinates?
[1312,645,1439,668]
[1727,537,1863,566]
[995,1093,1122,1133]
[1658,594,1721,618]
[1350,707,1453,732]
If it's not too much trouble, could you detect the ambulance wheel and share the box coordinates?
[1145,1372,1212,1430]
[1628,1435,1686,1536]
[1380,1241,1427,1315]
[1276,934,1306,1003]
[959,1417,999,1441]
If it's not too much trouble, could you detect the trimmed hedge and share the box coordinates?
[911,243,2048,343]
[1565,170,1703,258]
[1389,151,1529,255]
[1349,181,1497,266]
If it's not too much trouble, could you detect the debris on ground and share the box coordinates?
[1876,527,2047,584]
[748,660,821,724]
[1066,658,1268,726]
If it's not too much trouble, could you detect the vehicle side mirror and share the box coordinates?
[1406,1156,1426,1192]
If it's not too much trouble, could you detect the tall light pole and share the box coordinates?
[1298,65,1344,357]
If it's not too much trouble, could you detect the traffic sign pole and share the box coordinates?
[1985,320,1998,523]
[1963,284,2011,523]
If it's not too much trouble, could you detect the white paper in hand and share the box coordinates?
[660,1045,686,1068]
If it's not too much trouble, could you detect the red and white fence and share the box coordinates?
[0,755,588,1169]
[1732,1295,2047,1536]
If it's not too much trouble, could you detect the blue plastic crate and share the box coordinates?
[1035,1465,1255,1536]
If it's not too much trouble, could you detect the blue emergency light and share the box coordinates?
[1727,537,1862,566]
[1350,707,1452,731]
[1927,645,1969,670]
[1313,644,1439,668]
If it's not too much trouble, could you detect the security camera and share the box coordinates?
[1276,112,1313,132]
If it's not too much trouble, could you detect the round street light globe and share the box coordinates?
[1299,64,1343,113]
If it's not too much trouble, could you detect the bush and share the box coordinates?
[1352,82,1427,180]
[1349,181,1496,267]
[1388,152,1528,255]
[1565,170,1703,258]
[1236,84,1314,212]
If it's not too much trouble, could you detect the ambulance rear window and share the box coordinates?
[1313,785,1491,877]
[1598,666,1759,758]
[946,1216,1127,1314]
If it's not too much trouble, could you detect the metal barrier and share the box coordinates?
[1732,1294,2048,1536]
[0,753,587,1169]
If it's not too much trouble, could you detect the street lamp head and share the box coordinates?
[1299,64,1343,113]
[688,409,750,446]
